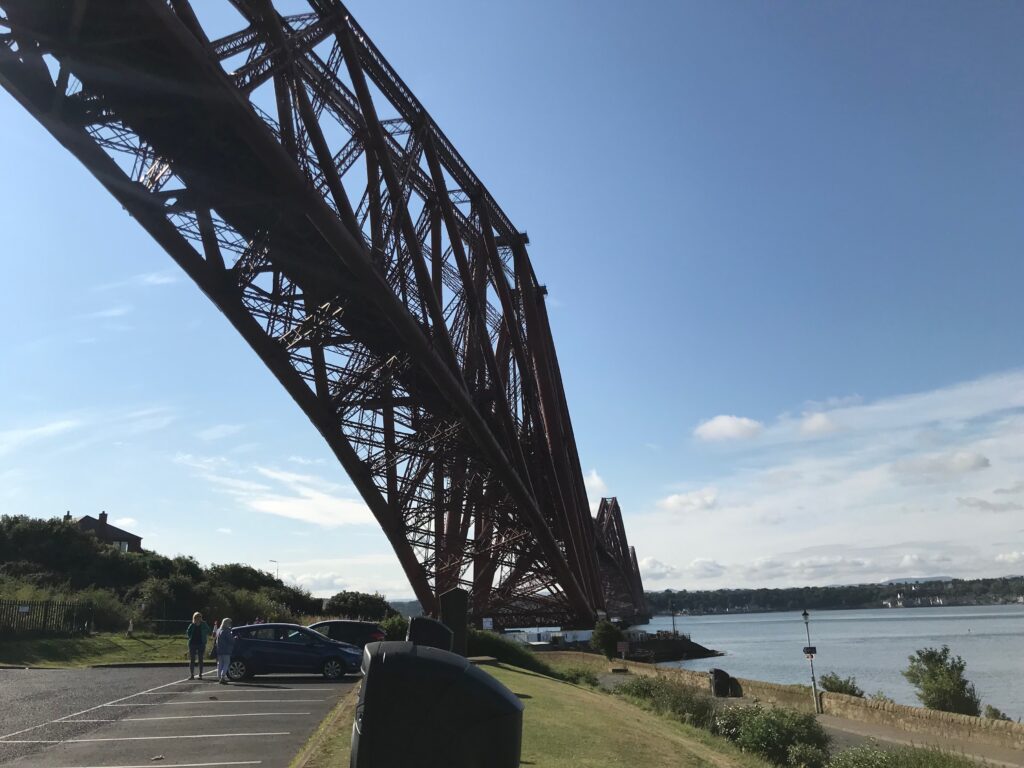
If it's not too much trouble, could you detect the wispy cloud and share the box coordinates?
[111,517,138,528]
[81,305,133,319]
[0,419,81,457]
[175,455,374,528]
[96,271,179,290]
[957,496,1023,513]
[196,424,244,441]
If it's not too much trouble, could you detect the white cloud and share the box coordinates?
[996,551,1024,565]
[800,412,839,436]
[957,497,1023,513]
[111,517,138,528]
[639,557,678,580]
[657,487,717,513]
[694,414,763,442]
[628,369,1024,588]
[216,527,232,535]
[196,424,244,441]
[278,554,410,597]
[893,451,990,481]
[687,559,726,579]
[584,469,608,513]
[584,469,608,496]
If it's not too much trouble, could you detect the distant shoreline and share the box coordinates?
[647,602,1024,619]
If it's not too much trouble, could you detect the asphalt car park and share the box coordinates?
[0,667,356,767]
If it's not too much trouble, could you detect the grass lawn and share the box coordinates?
[0,633,188,667]
[294,662,771,768]
[488,664,772,768]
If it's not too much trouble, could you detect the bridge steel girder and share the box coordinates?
[0,0,612,627]
[594,498,650,625]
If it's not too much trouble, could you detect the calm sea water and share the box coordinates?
[631,605,1024,719]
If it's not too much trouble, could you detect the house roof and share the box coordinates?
[76,515,142,541]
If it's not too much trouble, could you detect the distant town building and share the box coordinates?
[64,510,142,553]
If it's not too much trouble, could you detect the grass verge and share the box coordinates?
[487,663,772,767]
[0,633,187,666]
[288,661,771,768]
[289,682,360,768]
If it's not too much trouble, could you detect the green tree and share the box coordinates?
[324,591,396,621]
[819,672,864,697]
[902,645,981,716]
[590,619,624,659]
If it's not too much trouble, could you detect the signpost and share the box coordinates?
[801,611,822,714]
[616,641,629,660]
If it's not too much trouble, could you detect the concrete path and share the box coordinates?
[0,668,355,768]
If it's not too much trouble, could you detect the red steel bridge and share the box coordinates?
[0,0,649,628]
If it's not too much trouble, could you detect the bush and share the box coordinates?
[380,613,408,640]
[729,706,830,765]
[465,629,556,676]
[868,690,893,704]
[557,665,599,687]
[618,676,719,730]
[902,646,981,716]
[984,704,1013,721]
[710,705,747,741]
[826,745,980,768]
[819,672,864,698]
[590,619,624,659]
[323,591,395,621]
[788,743,829,768]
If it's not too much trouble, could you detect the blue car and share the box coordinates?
[227,623,361,681]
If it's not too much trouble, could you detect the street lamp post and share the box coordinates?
[270,559,279,580]
[801,609,822,714]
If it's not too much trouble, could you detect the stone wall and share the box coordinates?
[543,651,1024,751]
[821,692,1024,752]
[733,678,816,713]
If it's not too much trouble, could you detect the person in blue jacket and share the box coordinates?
[186,611,211,679]
[215,617,236,684]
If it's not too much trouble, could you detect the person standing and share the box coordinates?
[209,619,220,660]
[215,617,235,684]
[186,611,211,679]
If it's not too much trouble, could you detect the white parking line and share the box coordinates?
[0,675,194,741]
[65,712,311,723]
[0,731,290,744]
[141,689,311,694]
[102,699,323,706]
[51,763,261,768]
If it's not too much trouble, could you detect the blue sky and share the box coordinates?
[2,1,1022,597]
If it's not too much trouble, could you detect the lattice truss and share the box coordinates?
[594,498,649,622]
[0,0,611,626]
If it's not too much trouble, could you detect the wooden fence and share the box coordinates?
[0,599,90,637]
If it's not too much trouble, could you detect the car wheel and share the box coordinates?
[322,658,344,680]
[227,659,250,681]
